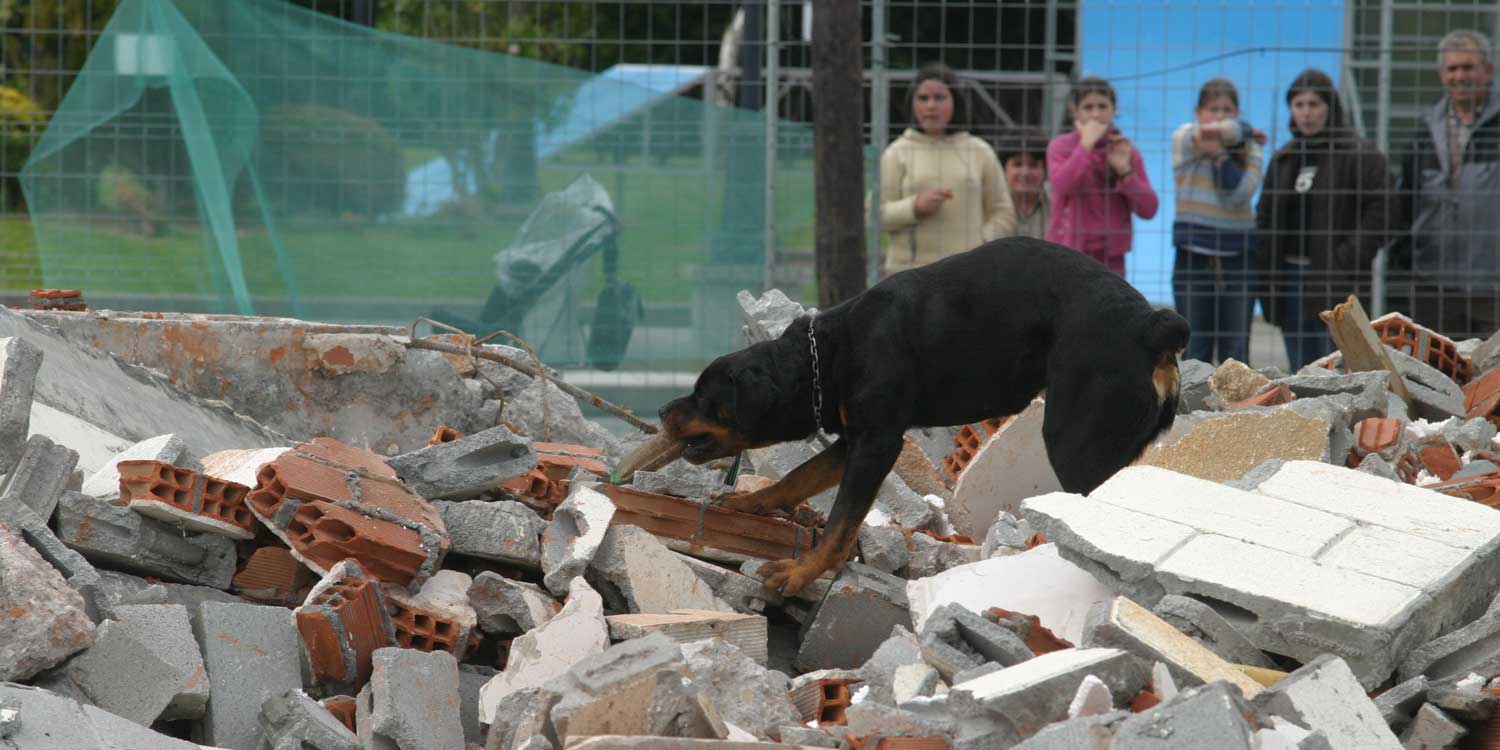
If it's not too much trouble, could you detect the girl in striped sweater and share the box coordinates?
[1171,79,1266,364]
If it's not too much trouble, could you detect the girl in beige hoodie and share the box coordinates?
[879,63,1017,275]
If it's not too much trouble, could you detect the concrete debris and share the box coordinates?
[541,483,617,595]
[979,511,1034,558]
[1374,676,1429,731]
[1068,674,1112,718]
[358,647,465,750]
[1082,596,1263,698]
[469,571,561,636]
[738,288,810,344]
[0,337,42,477]
[904,531,980,578]
[794,562,912,673]
[1138,408,1339,482]
[0,522,94,682]
[1177,359,1217,413]
[503,377,622,457]
[630,463,725,501]
[0,484,102,616]
[387,424,537,500]
[478,576,609,725]
[106,603,209,720]
[947,399,1059,539]
[1399,703,1467,749]
[34,618,183,726]
[858,524,910,574]
[435,498,545,567]
[548,631,726,741]
[0,681,214,750]
[1111,680,1259,749]
[608,610,768,666]
[588,524,732,614]
[854,626,925,706]
[949,647,1148,739]
[4,434,78,521]
[1212,358,1273,405]
[1254,654,1402,750]
[921,602,1034,673]
[56,489,238,589]
[1150,594,1275,669]
[680,638,799,739]
[197,601,303,750]
[257,689,360,750]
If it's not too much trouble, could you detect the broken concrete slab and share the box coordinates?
[1254,654,1402,750]
[55,490,237,589]
[673,555,773,614]
[0,485,102,616]
[541,483,616,595]
[482,686,561,750]
[35,618,182,726]
[93,569,243,628]
[1082,597,1263,699]
[1012,709,1126,749]
[607,610,768,666]
[387,425,537,500]
[1398,703,1466,750]
[794,562,911,673]
[79,434,193,504]
[0,337,42,477]
[469,571,561,636]
[1110,681,1259,749]
[947,399,1060,540]
[435,499,545,567]
[478,576,609,725]
[980,511,1034,559]
[197,601,303,750]
[1390,349,1466,421]
[949,647,1148,738]
[631,463,725,501]
[109,603,209,720]
[1399,590,1500,682]
[1151,594,1274,669]
[905,532,979,578]
[681,638,799,740]
[360,647,464,750]
[922,602,1033,670]
[855,626,925,707]
[549,631,725,741]
[1137,408,1339,482]
[4,434,77,521]
[908,543,1114,646]
[858,524,910,575]
[1374,676,1428,732]
[0,522,94,681]
[588,524,731,614]
[1027,462,1500,688]
[458,664,494,746]
[0,682,218,750]
[258,689,361,750]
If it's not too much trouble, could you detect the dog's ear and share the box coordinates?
[730,366,781,436]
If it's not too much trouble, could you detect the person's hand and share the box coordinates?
[914,188,953,219]
[1192,125,1225,158]
[1107,134,1134,176]
[1076,119,1110,150]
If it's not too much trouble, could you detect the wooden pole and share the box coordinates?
[812,0,868,307]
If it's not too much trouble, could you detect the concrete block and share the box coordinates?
[980,511,1034,558]
[109,604,209,720]
[548,632,724,741]
[907,544,1114,646]
[478,577,609,725]
[1426,684,1495,720]
[681,638,798,740]
[854,626,925,706]
[257,689,360,750]
[387,425,536,500]
[458,664,495,746]
[435,498,544,567]
[947,399,1059,539]
[794,562,912,672]
[1254,654,1402,750]
[1082,597,1263,699]
[1137,408,1339,482]
[469,571,561,636]
[588,524,730,614]
[1012,710,1126,749]
[0,522,94,681]
[362,647,464,750]
[630,463,723,500]
[36,617,182,726]
[1398,704,1466,750]
[92,570,243,633]
[3,434,78,521]
[0,337,42,477]
[197,601,303,750]
[0,682,212,750]
[672,554,772,614]
[949,647,1148,738]
[905,532,979,578]
[1151,594,1274,669]
[1374,676,1429,731]
[80,434,193,503]
[1110,681,1258,749]
[1177,359,1216,413]
[922,602,1033,668]
[858,524,909,574]
[56,490,237,589]
[0,486,102,617]
[540,484,616,595]
[482,686,560,750]
[607,610,768,666]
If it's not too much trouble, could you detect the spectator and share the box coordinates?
[1255,69,1394,369]
[1171,79,1266,364]
[1391,29,1500,340]
[878,63,1016,275]
[1046,76,1158,276]
[995,127,1051,240]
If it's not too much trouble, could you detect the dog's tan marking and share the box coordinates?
[718,442,847,514]
[1152,351,1180,406]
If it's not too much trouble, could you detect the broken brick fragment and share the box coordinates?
[501,442,609,507]
[1228,383,1296,410]
[789,677,861,726]
[1396,436,1463,483]
[986,607,1074,655]
[427,426,465,445]
[1372,312,1472,386]
[598,484,820,563]
[294,560,397,695]
[232,546,313,606]
[1464,369,1500,427]
[319,696,358,734]
[29,288,86,311]
[941,417,1009,482]
[118,459,255,539]
[908,529,977,546]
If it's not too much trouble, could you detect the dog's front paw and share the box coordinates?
[711,489,767,514]
[759,557,825,595]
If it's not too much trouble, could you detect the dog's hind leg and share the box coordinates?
[717,438,848,514]
[759,430,903,595]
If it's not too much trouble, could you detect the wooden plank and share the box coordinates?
[1319,295,1415,410]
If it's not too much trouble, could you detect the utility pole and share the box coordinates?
[812,0,867,307]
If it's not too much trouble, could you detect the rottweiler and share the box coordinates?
[617,237,1190,594]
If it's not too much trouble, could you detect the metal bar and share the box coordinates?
[764,0,781,296]
[867,0,888,289]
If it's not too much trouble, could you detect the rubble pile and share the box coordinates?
[9,297,1500,750]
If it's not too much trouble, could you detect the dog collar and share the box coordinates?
[808,314,825,430]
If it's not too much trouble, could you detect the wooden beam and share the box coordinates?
[1319,295,1415,411]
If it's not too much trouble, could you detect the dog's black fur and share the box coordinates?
[658,237,1190,593]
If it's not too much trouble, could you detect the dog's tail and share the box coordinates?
[1141,308,1190,354]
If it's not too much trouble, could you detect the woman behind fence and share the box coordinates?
[1046,76,1158,276]
[1255,69,1394,369]
[878,63,1016,276]
[1171,79,1266,364]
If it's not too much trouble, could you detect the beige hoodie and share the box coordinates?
[879,128,1016,273]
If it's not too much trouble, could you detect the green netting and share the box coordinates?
[20,0,819,372]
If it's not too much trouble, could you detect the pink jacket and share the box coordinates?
[1045,130,1158,259]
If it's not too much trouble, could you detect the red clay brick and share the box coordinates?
[1352,417,1405,465]
[232,546,311,606]
[1435,469,1500,510]
[941,417,1010,482]
[296,564,395,693]
[789,678,862,726]
[1131,687,1162,712]
[427,426,465,445]
[319,696,357,733]
[908,529,977,546]
[1228,383,1295,410]
[986,607,1074,655]
[600,485,820,562]
[1465,369,1500,427]
[198,476,255,533]
[118,460,197,511]
[1409,437,1463,482]
[1372,313,1473,386]
[29,289,86,311]
[384,595,466,655]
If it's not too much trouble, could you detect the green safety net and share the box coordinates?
[21,0,819,374]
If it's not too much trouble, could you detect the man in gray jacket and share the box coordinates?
[1394,29,1500,340]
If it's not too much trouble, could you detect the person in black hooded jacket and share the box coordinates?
[1255,69,1395,369]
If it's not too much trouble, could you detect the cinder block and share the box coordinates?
[386,424,537,500]
[587,524,729,614]
[681,638,799,740]
[55,490,237,589]
[0,682,212,750]
[0,521,94,681]
[435,499,544,567]
[1399,704,1466,750]
[197,601,303,750]
[547,632,724,742]
[80,434,193,503]
[607,609,768,667]
[233,546,314,606]
[0,337,42,477]
[110,603,209,720]
[1373,676,1428,732]
[949,647,1148,739]
[1253,654,1402,750]
[540,483,616,595]
[295,560,397,695]
[1082,597,1263,699]
[795,562,912,673]
[1110,681,1258,749]
[360,647,464,750]
[257,688,360,750]
[37,618,181,726]
[469,571,561,636]
[478,577,609,725]
[3,434,78,521]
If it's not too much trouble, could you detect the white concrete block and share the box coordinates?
[1020,493,1196,581]
[948,399,1060,539]
[1255,655,1402,750]
[1318,525,1474,588]
[477,576,608,726]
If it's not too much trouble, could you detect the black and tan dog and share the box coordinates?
[617,237,1189,594]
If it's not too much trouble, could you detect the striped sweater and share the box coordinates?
[1171,120,1263,256]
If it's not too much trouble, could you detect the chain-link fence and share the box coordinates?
[2,0,1499,395]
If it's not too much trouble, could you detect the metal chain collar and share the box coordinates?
[809,314,824,429]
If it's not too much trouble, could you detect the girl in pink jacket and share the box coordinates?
[1046,77,1158,276]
